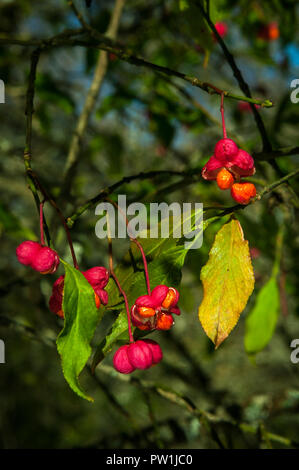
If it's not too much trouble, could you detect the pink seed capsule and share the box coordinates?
[16,241,41,266]
[214,138,238,162]
[31,246,60,274]
[229,149,255,177]
[127,340,153,370]
[142,339,163,365]
[214,22,228,38]
[113,345,136,374]
[83,267,109,289]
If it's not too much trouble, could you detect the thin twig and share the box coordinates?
[253,146,299,161]
[66,168,198,227]
[106,211,134,344]
[67,0,91,30]
[220,92,227,138]
[98,364,299,449]
[27,170,79,268]
[106,197,152,296]
[23,48,51,245]
[258,168,299,198]
[194,0,272,152]
[1,312,298,448]
[23,45,79,267]
[0,34,274,108]
[63,0,126,189]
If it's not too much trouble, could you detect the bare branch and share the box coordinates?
[66,168,200,227]
[194,0,272,152]
[62,0,126,190]
[0,34,274,108]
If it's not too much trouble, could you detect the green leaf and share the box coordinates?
[198,219,255,348]
[244,276,280,356]
[56,261,103,401]
[92,212,218,370]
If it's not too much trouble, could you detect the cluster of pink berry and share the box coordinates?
[16,241,109,319]
[202,138,257,205]
[131,285,180,331]
[16,239,179,376]
[16,240,60,274]
[113,339,163,374]
[113,284,180,374]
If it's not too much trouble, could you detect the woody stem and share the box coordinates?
[220,92,227,139]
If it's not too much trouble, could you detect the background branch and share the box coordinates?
[0,35,274,108]
[62,0,126,191]
[194,0,272,152]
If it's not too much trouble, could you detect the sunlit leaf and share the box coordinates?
[198,219,255,348]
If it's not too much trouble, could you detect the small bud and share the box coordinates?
[231,182,257,205]
[216,168,234,190]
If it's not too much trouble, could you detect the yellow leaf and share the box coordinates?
[198,219,254,348]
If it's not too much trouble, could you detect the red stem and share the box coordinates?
[107,198,151,295]
[131,239,151,296]
[220,93,227,139]
[107,215,134,344]
[39,201,45,246]
[28,169,79,269]
[112,271,134,343]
